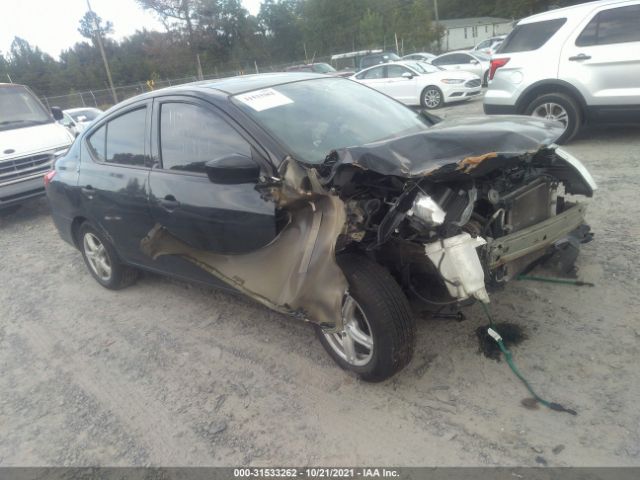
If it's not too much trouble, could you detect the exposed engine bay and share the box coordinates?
[142,116,596,332]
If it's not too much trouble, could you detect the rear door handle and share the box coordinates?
[569,53,591,61]
[159,194,180,212]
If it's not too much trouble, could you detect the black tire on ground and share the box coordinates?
[483,70,489,87]
[77,222,138,290]
[315,254,416,382]
[524,92,582,144]
[420,86,444,109]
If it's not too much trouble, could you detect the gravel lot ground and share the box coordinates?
[1,94,639,467]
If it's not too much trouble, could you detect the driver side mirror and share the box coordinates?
[51,106,64,121]
[205,154,260,184]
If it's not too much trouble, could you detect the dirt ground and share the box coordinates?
[1,95,639,467]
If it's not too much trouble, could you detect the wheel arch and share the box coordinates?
[516,80,587,116]
[70,216,88,249]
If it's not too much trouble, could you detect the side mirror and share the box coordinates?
[205,154,260,184]
[401,72,414,79]
[51,106,64,121]
[470,59,479,65]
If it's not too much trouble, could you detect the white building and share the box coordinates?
[438,17,514,52]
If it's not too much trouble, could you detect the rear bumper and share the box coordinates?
[0,174,46,209]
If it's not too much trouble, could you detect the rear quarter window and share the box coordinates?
[498,18,567,53]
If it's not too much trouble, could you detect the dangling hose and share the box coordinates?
[481,302,577,416]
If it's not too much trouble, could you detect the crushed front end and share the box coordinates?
[323,116,596,309]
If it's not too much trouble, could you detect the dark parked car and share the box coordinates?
[46,73,596,381]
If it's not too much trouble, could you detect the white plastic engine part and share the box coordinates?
[424,233,490,303]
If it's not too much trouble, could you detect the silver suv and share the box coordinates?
[484,0,640,143]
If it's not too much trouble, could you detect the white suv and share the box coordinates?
[484,0,640,143]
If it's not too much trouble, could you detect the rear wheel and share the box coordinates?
[421,86,444,109]
[525,92,582,144]
[316,254,416,382]
[78,223,138,290]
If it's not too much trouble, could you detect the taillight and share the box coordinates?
[489,57,510,80]
[44,170,56,188]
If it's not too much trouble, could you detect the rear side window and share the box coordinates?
[576,5,640,46]
[87,107,148,166]
[433,53,469,65]
[498,18,567,53]
[357,66,384,79]
[159,102,251,173]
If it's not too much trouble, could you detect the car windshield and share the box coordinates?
[312,63,336,73]
[0,85,52,131]
[232,78,430,165]
[68,109,100,122]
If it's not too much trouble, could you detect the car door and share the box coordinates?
[146,97,277,283]
[561,2,640,109]
[384,64,419,104]
[355,65,388,93]
[79,103,156,265]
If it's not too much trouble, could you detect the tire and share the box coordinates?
[315,254,416,382]
[483,70,489,87]
[524,92,582,144]
[77,222,138,290]
[421,86,444,109]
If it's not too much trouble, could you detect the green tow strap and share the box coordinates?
[517,274,594,287]
[481,302,577,416]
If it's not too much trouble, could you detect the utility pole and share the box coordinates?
[87,0,117,104]
[434,0,441,53]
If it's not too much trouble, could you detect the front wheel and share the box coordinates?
[316,254,416,382]
[421,86,444,109]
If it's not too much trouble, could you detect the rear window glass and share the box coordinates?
[498,18,567,53]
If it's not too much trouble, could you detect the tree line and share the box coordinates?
[0,0,587,98]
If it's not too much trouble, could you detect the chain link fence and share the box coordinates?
[39,56,333,111]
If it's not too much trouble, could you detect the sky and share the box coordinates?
[0,0,263,59]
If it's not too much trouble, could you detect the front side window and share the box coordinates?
[386,65,412,78]
[498,18,567,53]
[87,107,148,166]
[160,102,251,173]
[576,5,640,46]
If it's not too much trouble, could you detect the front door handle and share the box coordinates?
[159,194,180,212]
[81,185,95,198]
[569,53,591,61]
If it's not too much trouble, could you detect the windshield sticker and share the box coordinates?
[235,88,294,111]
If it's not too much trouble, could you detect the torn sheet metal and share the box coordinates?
[323,115,565,180]
[141,160,349,331]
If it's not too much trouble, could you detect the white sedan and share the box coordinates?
[429,51,491,86]
[352,61,482,109]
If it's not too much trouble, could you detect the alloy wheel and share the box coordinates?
[423,88,441,108]
[531,102,569,130]
[323,295,374,367]
[83,232,112,281]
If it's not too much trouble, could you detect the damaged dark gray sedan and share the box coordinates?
[46,73,596,381]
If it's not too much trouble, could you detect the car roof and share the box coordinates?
[518,0,634,24]
[98,73,330,115]
[437,50,475,56]
[64,107,101,113]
